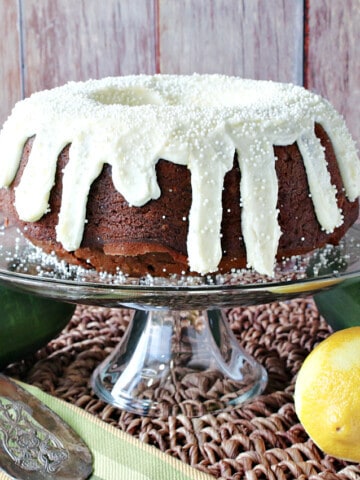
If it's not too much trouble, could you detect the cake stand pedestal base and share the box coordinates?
[91,308,268,416]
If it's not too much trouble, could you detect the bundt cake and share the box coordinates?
[0,74,359,277]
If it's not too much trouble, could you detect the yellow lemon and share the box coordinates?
[294,326,360,462]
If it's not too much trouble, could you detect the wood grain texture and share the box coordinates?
[0,1,21,126]
[21,0,157,96]
[306,0,360,147]
[157,0,304,84]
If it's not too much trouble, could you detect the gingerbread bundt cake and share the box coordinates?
[0,74,359,277]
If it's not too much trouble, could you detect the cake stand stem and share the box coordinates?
[91,308,267,416]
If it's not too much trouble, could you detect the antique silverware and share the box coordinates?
[0,374,93,479]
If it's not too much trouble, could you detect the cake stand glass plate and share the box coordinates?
[0,214,359,416]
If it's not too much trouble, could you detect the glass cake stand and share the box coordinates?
[0,215,359,416]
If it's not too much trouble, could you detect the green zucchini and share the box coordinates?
[0,285,75,368]
[314,277,360,331]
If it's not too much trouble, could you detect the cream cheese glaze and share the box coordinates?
[0,74,359,276]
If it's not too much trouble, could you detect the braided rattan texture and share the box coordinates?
[5,299,360,480]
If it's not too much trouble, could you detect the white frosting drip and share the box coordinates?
[236,137,281,275]
[297,129,343,232]
[187,131,234,273]
[318,104,360,202]
[0,74,359,276]
[15,130,70,221]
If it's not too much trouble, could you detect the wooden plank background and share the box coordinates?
[157,0,303,82]
[305,0,360,145]
[0,0,359,149]
[0,1,21,126]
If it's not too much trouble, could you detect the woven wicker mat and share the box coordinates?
[5,298,360,480]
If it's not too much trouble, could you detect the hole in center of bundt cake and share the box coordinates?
[89,86,164,107]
